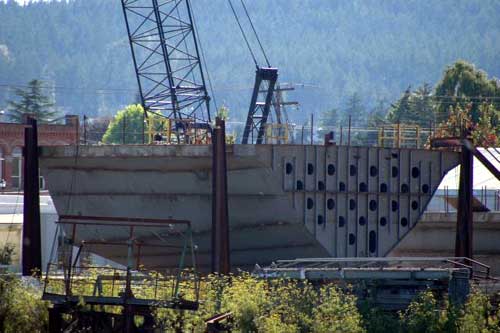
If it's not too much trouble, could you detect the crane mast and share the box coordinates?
[121,0,211,143]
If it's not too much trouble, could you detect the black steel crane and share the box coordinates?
[227,0,281,144]
[121,0,212,143]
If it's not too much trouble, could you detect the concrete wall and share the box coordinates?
[390,212,500,275]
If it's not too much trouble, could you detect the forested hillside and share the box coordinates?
[0,0,499,124]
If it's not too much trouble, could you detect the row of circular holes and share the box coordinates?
[297,180,430,194]
[317,213,409,228]
[287,162,421,179]
[308,198,419,212]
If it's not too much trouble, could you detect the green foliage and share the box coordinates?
[400,290,446,333]
[6,79,57,123]
[386,83,435,127]
[0,243,14,265]
[434,103,500,147]
[458,291,499,333]
[1,1,500,124]
[0,276,49,333]
[435,60,500,123]
[311,285,365,333]
[102,104,145,144]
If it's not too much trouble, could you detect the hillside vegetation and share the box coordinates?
[0,0,499,124]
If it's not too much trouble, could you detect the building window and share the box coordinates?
[12,148,22,189]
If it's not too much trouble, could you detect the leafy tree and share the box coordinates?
[434,60,500,123]
[102,104,145,144]
[434,103,499,147]
[6,79,57,123]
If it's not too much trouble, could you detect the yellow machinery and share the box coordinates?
[145,116,212,144]
[378,124,421,148]
[265,123,290,144]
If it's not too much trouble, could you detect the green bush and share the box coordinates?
[0,276,48,333]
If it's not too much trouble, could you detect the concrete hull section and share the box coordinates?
[39,144,459,271]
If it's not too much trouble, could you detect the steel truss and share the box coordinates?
[241,67,278,144]
[121,0,211,140]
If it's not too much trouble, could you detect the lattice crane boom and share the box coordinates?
[121,0,211,142]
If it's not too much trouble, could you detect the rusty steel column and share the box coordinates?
[211,117,230,274]
[455,142,473,258]
[22,116,42,277]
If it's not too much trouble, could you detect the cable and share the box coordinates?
[189,0,219,113]
[227,0,258,68]
[239,0,271,68]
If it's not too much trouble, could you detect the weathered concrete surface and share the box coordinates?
[39,144,460,271]
[390,212,500,275]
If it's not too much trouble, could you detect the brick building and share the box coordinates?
[0,115,79,190]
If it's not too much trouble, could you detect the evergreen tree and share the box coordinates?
[318,107,339,138]
[367,98,389,127]
[386,84,436,127]
[386,86,412,124]
[343,92,365,127]
[6,79,57,123]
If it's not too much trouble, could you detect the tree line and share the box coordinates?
[1,0,500,125]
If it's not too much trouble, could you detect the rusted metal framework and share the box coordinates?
[43,215,199,332]
[121,0,211,142]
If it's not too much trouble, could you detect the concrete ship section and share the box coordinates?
[39,144,460,271]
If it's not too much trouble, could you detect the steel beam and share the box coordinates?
[22,116,42,277]
[455,141,473,258]
[212,117,230,274]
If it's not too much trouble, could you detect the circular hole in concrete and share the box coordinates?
[327,199,335,210]
[380,217,387,226]
[412,167,420,178]
[285,162,293,175]
[380,183,388,193]
[391,200,399,212]
[317,215,324,225]
[349,233,356,245]
[401,184,409,193]
[359,182,368,192]
[411,201,419,210]
[339,216,345,227]
[307,198,314,210]
[401,217,408,227]
[392,166,399,178]
[422,184,430,194]
[369,200,378,211]
[318,181,326,191]
[350,165,357,176]
[328,164,336,176]
[359,216,366,226]
[339,182,346,192]
[370,166,378,177]
[307,163,314,175]
[296,180,304,191]
[349,199,356,210]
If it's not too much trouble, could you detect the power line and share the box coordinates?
[239,0,271,67]
[227,0,258,68]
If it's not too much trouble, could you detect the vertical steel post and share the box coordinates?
[347,115,352,146]
[310,113,314,145]
[22,116,42,277]
[211,117,230,274]
[455,140,473,258]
